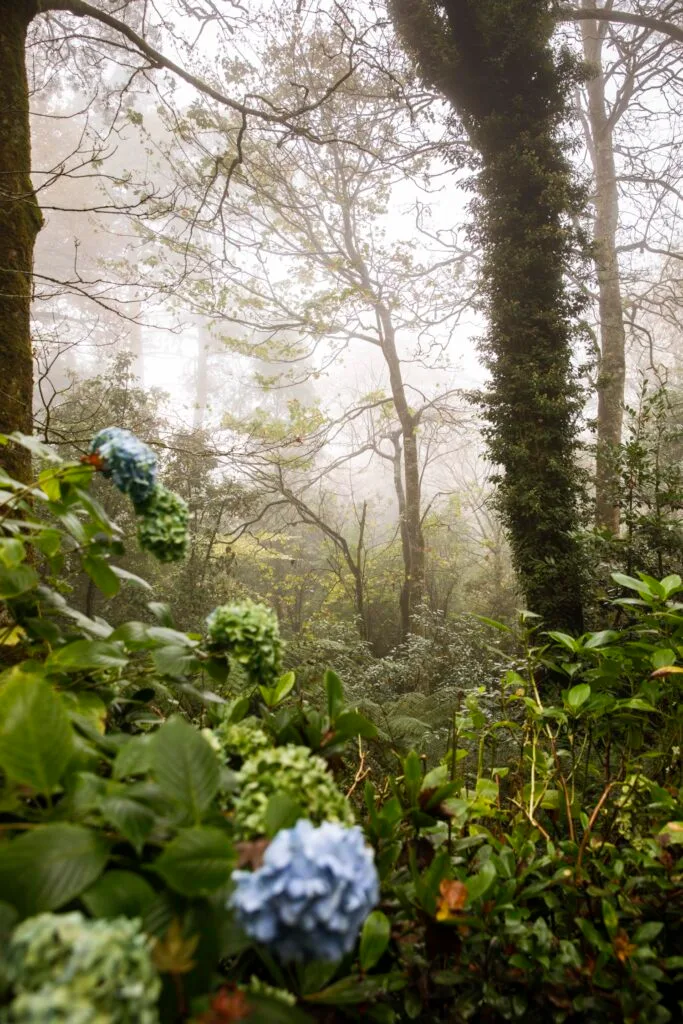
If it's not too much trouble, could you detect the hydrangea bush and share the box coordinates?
[1,441,682,1023]
[233,745,355,839]
[231,820,379,962]
[2,913,160,1024]
[206,599,282,684]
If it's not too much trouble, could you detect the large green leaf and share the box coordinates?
[113,735,154,780]
[47,639,128,672]
[0,564,38,599]
[0,824,108,916]
[151,717,219,822]
[152,645,198,678]
[153,827,234,896]
[0,676,73,792]
[101,793,157,853]
[82,870,157,919]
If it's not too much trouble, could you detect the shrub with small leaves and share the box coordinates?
[230,820,379,962]
[233,745,354,839]
[205,600,282,684]
[3,912,160,1024]
[89,427,157,507]
[137,485,189,562]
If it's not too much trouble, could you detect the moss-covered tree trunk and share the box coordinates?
[0,1,41,482]
[391,0,585,631]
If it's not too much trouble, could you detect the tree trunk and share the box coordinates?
[0,1,41,482]
[581,9,626,534]
[391,0,585,632]
[379,313,425,636]
[193,325,210,430]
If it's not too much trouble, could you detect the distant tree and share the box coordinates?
[140,30,472,635]
[0,0,360,481]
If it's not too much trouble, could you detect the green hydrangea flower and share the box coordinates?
[137,485,189,563]
[214,720,271,762]
[206,601,282,685]
[233,745,354,839]
[4,912,160,1024]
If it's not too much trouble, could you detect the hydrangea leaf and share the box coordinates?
[154,827,235,896]
[0,824,108,916]
[151,717,220,823]
[82,870,157,919]
[0,676,74,793]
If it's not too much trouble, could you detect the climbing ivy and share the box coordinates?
[391,0,589,630]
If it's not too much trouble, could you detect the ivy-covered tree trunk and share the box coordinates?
[391,0,585,631]
[0,0,41,482]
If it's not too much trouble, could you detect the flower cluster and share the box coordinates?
[89,427,157,508]
[137,485,189,563]
[230,820,379,963]
[206,601,282,685]
[213,720,271,763]
[233,745,354,840]
[3,912,160,1023]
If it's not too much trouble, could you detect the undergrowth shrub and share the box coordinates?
[0,434,681,1023]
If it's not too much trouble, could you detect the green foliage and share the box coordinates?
[1,445,682,1023]
[582,380,683,612]
[232,746,355,840]
[3,912,160,1023]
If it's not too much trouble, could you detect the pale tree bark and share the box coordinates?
[376,311,425,636]
[580,3,626,533]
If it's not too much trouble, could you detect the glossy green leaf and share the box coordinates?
[359,910,391,970]
[113,735,154,780]
[0,564,38,599]
[47,639,127,671]
[153,827,234,896]
[82,870,157,919]
[0,676,73,792]
[151,717,219,822]
[0,824,108,916]
[567,684,591,710]
[101,794,156,853]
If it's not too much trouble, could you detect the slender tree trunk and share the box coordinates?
[0,1,41,482]
[379,313,425,635]
[581,9,626,534]
[193,325,210,430]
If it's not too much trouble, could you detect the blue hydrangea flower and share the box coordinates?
[90,427,157,507]
[230,820,379,963]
